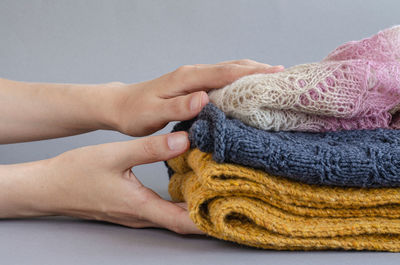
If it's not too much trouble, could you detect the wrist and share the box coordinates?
[92,81,132,133]
[95,82,145,135]
[77,81,124,132]
[47,81,130,134]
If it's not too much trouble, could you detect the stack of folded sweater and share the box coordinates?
[166,25,400,251]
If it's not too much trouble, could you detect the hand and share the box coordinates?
[0,59,284,234]
[105,60,284,136]
[9,131,201,234]
[0,59,283,143]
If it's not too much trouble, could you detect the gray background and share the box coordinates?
[0,0,399,264]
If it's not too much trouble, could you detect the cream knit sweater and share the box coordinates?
[209,25,400,132]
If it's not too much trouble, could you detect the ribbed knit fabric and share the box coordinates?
[171,103,400,188]
[167,149,400,251]
[208,25,400,132]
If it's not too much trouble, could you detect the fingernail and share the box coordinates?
[263,65,284,73]
[167,133,188,151]
[201,92,209,106]
[190,94,201,111]
[273,65,285,70]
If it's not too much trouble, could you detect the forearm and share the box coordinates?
[0,78,122,143]
[0,160,55,218]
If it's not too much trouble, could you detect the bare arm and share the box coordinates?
[0,61,283,143]
[0,132,202,234]
[0,78,119,143]
[0,60,283,234]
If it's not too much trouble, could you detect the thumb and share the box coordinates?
[110,131,190,170]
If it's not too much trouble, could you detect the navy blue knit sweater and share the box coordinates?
[170,103,400,188]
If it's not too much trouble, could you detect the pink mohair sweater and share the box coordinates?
[209,26,400,132]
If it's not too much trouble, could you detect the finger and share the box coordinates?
[193,59,272,68]
[107,131,190,170]
[175,202,188,210]
[179,64,285,91]
[157,91,209,123]
[108,218,156,229]
[156,64,285,98]
[141,197,205,235]
[216,59,272,67]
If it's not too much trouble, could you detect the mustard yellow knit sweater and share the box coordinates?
[167,149,400,251]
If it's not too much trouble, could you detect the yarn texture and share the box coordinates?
[167,149,400,251]
[172,103,400,188]
[208,25,400,132]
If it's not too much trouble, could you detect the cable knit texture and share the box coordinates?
[208,25,400,132]
[171,103,400,188]
[167,149,400,251]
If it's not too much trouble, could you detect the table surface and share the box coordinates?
[0,216,399,265]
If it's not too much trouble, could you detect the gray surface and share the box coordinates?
[0,0,399,264]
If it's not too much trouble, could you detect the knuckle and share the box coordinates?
[221,65,239,80]
[133,187,153,211]
[106,81,125,87]
[169,98,185,114]
[174,65,194,76]
[171,64,204,89]
[168,209,191,235]
[170,65,196,84]
[170,223,186,235]
[142,137,160,159]
[240,59,255,64]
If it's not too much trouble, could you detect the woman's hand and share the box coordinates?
[0,59,284,234]
[0,131,202,234]
[0,59,283,143]
[101,60,284,136]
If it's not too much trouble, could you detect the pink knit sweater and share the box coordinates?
[208,26,400,132]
